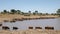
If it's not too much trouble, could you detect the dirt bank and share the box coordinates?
[0,30,60,34]
[0,14,58,23]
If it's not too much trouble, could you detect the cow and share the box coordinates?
[2,26,10,30]
[0,24,2,26]
[35,27,42,29]
[13,27,18,30]
[45,26,54,30]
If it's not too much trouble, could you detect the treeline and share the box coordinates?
[0,9,60,16]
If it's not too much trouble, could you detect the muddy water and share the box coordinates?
[1,18,60,30]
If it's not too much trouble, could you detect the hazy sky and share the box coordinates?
[0,0,60,13]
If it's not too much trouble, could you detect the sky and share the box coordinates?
[0,0,60,13]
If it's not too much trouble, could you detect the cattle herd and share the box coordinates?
[0,23,54,30]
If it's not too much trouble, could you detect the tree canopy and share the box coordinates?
[10,9,17,14]
[57,9,60,14]
[56,9,60,16]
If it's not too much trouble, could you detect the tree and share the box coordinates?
[21,12,24,15]
[57,9,60,14]
[28,11,31,15]
[16,10,21,14]
[38,13,42,15]
[40,13,42,15]
[57,9,60,16]
[3,10,7,13]
[35,10,38,15]
[2,10,9,14]
[10,9,17,14]
[51,13,54,15]
[33,12,35,15]
[45,13,49,15]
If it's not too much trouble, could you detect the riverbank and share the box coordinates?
[0,30,60,34]
[0,14,58,23]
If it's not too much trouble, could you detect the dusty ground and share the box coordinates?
[0,29,60,34]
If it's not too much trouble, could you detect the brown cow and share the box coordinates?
[10,20,16,23]
[35,27,42,29]
[4,20,9,22]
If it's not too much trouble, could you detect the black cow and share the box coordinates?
[0,24,2,26]
[13,27,18,30]
[29,27,33,29]
[2,26,10,30]
[45,27,54,30]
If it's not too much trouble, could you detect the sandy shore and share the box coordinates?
[0,14,58,23]
[0,29,60,34]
